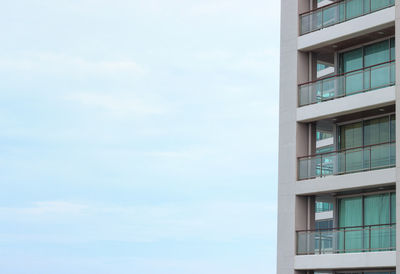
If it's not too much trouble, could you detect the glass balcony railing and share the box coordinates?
[298,141,395,180]
[298,61,395,107]
[297,224,396,255]
[300,0,395,35]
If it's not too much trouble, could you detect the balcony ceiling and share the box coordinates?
[312,26,395,63]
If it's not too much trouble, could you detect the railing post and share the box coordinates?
[343,228,346,252]
[369,146,372,170]
[321,7,324,29]
[320,155,323,177]
[319,231,322,254]
[369,225,372,252]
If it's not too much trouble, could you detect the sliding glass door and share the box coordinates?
[338,192,396,253]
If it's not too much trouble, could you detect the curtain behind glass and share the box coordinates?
[342,48,363,94]
[365,40,390,89]
[364,117,390,168]
[364,40,389,67]
[364,194,390,250]
[339,197,363,252]
[340,122,363,172]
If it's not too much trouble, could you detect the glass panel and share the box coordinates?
[364,40,390,67]
[323,5,340,27]
[364,194,390,250]
[342,48,363,73]
[339,197,363,252]
[370,63,391,89]
[340,122,363,149]
[364,116,389,146]
[371,0,393,11]
[346,0,363,19]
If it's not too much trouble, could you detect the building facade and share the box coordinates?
[277,1,400,273]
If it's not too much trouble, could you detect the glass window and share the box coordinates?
[342,48,363,73]
[340,122,363,149]
[363,116,389,146]
[316,220,333,230]
[364,40,390,67]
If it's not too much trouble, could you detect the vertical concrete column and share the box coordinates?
[395,1,400,273]
[277,0,301,273]
[310,52,318,82]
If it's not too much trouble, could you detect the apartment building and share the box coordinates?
[277,1,399,273]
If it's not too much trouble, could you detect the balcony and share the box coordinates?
[300,0,395,35]
[298,61,395,107]
[297,224,395,255]
[298,142,395,180]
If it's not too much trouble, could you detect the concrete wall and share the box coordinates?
[277,0,302,273]
[295,251,396,270]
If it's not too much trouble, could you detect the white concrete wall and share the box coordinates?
[297,86,395,122]
[295,251,396,270]
[277,0,305,273]
[296,168,396,196]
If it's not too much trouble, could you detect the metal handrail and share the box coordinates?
[299,60,395,87]
[297,223,396,255]
[298,141,395,160]
[297,222,395,233]
[299,0,395,35]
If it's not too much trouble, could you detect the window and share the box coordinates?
[316,202,333,212]
[339,38,395,95]
[338,192,396,252]
[338,114,396,172]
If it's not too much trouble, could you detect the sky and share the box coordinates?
[0,1,280,273]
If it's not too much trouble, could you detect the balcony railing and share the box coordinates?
[297,223,396,255]
[298,141,395,180]
[298,61,395,107]
[300,0,395,35]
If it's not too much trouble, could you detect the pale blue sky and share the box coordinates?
[0,1,280,273]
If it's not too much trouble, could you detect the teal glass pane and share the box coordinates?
[363,0,371,13]
[371,0,393,11]
[364,40,389,67]
[340,122,363,149]
[364,194,390,250]
[321,78,335,100]
[342,48,363,73]
[322,5,340,27]
[370,64,390,89]
[346,0,363,19]
[338,196,363,252]
[370,143,391,169]
[364,116,389,146]
[345,71,364,94]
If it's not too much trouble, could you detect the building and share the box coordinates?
[277,1,399,273]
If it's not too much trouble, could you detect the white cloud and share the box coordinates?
[0,52,148,75]
[0,200,277,244]
[66,92,166,117]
